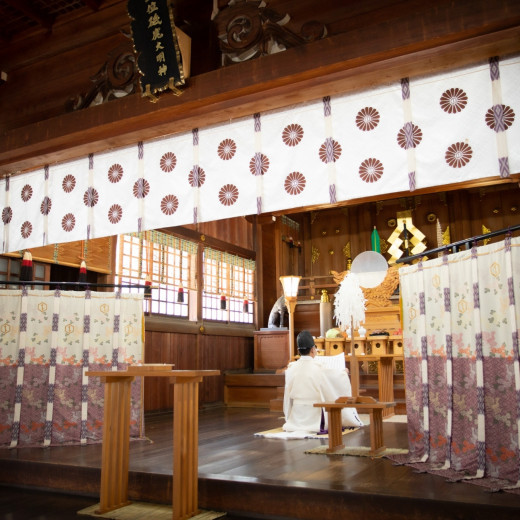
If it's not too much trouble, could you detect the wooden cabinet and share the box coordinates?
[254,330,289,372]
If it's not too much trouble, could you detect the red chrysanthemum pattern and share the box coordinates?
[2,207,13,224]
[445,142,472,168]
[282,124,304,146]
[21,221,32,239]
[83,187,99,207]
[62,175,76,193]
[439,88,468,114]
[40,197,52,215]
[108,204,123,224]
[356,107,380,131]
[160,152,177,172]
[485,104,515,132]
[189,166,206,187]
[249,153,270,176]
[319,138,342,163]
[219,184,239,206]
[133,178,150,199]
[359,158,384,183]
[108,163,124,183]
[397,123,423,150]
[217,139,237,160]
[161,194,179,215]
[62,213,76,232]
[21,184,33,202]
[284,172,306,195]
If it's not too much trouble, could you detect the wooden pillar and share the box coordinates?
[171,375,202,520]
[96,374,134,514]
[368,407,386,455]
[378,356,396,417]
[325,408,344,453]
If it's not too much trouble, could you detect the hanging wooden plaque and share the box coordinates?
[127,0,186,101]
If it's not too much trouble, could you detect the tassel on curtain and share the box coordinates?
[20,251,33,282]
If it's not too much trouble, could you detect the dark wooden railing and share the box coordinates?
[396,224,520,264]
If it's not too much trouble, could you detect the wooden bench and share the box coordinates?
[314,396,396,455]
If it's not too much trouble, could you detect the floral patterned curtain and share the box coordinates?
[0,289,144,448]
[398,235,520,492]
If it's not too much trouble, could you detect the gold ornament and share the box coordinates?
[387,210,426,264]
[482,224,491,245]
[311,246,320,264]
[442,225,451,246]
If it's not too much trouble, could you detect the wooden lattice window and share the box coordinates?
[202,247,255,323]
[0,256,47,288]
[117,231,197,317]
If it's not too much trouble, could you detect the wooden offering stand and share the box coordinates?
[315,336,395,455]
[86,364,220,520]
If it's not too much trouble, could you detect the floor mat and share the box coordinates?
[305,445,409,458]
[78,502,226,519]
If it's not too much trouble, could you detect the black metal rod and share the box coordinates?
[0,280,148,289]
[396,223,520,264]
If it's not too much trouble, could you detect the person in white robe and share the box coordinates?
[283,330,364,433]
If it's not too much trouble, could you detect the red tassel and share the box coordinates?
[220,295,227,310]
[177,286,184,303]
[243,299,249,313]
[78,260,87,283]
[144,277,152,300]
[20,251,33,282]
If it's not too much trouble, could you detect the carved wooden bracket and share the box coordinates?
[65,39,139,112]
[213,0,327,65]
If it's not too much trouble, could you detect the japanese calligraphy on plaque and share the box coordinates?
[127,0,186,101]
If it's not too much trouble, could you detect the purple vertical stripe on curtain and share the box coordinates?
[398,236,520,491]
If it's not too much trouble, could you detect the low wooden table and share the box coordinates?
[314,396,396,455]
[86,365,220,520]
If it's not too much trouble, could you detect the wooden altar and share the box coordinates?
[245,301,404,413]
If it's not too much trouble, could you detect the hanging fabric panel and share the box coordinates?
[0,290,144,448]
[398,235,520,491]
[1,56,519,254]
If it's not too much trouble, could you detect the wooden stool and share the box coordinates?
[390,336,404,355]
[351,339,365,355]
[368,335,389,355]
[325,338,345,356]
[314,337,325,356]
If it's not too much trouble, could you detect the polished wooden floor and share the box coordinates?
[1,407,520,520]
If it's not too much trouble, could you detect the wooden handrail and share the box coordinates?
[297,274,338,300]
[396,224,520,264]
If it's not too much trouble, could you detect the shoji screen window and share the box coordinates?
[202,248,255,324]
[117,232,197,317]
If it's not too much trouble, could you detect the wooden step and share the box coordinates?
[225,373,285,408]
[269,397,284,412]
[224,372,407,414]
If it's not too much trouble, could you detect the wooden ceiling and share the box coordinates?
[0,0,102,43]
[1,0,519,179]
